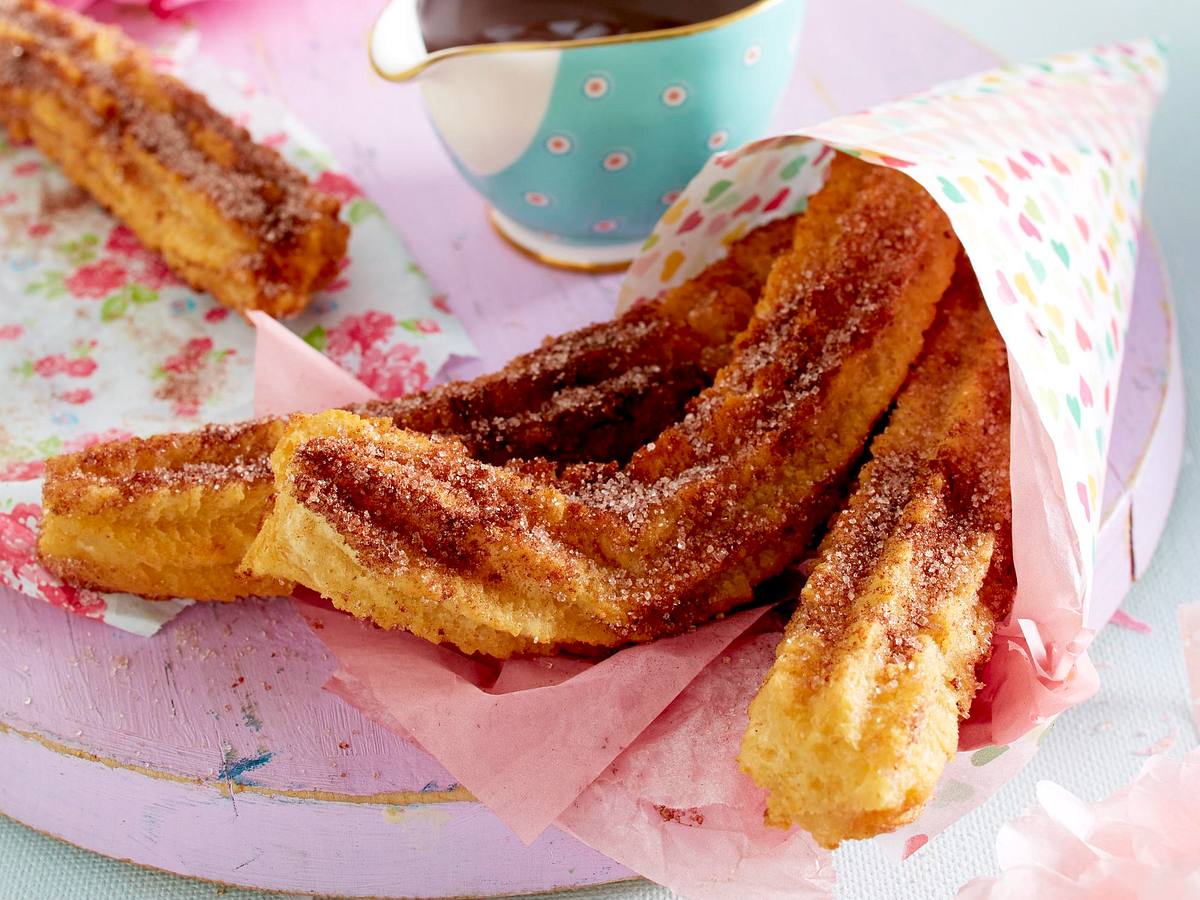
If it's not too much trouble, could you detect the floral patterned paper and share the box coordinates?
[0,35,475,635]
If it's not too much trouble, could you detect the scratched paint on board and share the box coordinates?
[219,749,274,786]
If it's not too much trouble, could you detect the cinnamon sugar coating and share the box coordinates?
[244,156,960,655]
[0,0,348,316]
[37,215,796,600]
[740,267,1014,848]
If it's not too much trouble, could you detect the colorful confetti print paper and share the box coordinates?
[0,36,475,635]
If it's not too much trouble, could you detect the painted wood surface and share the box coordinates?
[0,0,1183,896]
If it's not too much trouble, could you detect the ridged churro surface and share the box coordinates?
[245,156,959,656]
[739,270,1014,848]
[38,216,797,601]
[0,0,348,316]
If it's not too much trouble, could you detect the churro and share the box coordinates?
[37,215,797,601]
[243,156,959,656]
[0,0,348,316]
[739,270,1014,848]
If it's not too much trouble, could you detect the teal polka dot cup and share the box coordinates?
[371,0,806,270]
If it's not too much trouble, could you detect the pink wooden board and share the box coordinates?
[0,0,1183,896]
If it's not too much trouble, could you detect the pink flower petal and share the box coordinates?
[1109,608,1152,633]
[959,749,1200,898]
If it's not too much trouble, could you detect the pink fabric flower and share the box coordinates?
[65,259,127,298]
[359,342,429,398]
[312,171,364,202]
[958,750,1200,898]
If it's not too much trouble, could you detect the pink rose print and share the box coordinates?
[26,222,51,238]
[431,294,452,314]
[66,259,127,298]
[104,224,143,256]
[0,429,129,482]
[0,503,39,565]
[324,311,430,399]
[0,460,45,480]
[204,307,230,323]
[104,224,182,289]
[0,324,24,340]
[138,254,183,290]
[12,161,39,176]
[0,503,106,617]
[323,256,350,293]
[327,310,395,357]
[313,171,364,203]
[154,336,233,417]
[359,342,429,398]
[32,354,68,377]
[64,357,97,377]
[57,388,93,405]
[415,318,440,335]
[31,351,95,378]
[67,429,132,451]
[163,336,214,374]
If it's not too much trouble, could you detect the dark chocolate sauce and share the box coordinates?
[419,0,757,52]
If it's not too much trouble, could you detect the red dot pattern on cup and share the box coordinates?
[603,151,631,171]
[582,75,609,99]
[661,84,688,107]
[545,135,572,155]
[523,191,550,207]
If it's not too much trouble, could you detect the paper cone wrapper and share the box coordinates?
[248,39,1168,898]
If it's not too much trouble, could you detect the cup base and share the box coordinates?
[487,208,642,273]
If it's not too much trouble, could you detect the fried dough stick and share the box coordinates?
[243,156,960,657]
[739,270,1014,848]
[0,0,348,316]
[37,215,798,602]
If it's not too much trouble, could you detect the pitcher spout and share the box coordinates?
[370,0,440,81]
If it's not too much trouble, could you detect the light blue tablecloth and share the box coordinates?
[2,0,1196,897]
